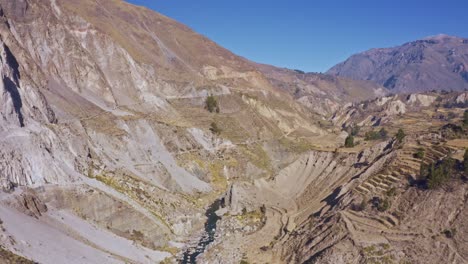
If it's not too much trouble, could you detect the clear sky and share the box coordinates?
[126,0,468,73]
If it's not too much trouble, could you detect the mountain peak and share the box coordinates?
[423,33,456,40]
[328,34,468,92]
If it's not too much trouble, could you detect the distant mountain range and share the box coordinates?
[328,34,468,93]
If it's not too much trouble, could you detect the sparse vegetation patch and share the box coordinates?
[205,94,220,113]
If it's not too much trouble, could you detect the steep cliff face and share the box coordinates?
[0,0,351,262]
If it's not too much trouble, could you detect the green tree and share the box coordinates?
[345,135,355,148]
[395,128,405,143]
[205,95,220,113]
[426,157,455,189]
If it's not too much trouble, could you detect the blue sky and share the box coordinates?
[127,0,468,72]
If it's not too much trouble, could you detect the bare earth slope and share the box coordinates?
[0,0,378,263]
[257,64,387,115]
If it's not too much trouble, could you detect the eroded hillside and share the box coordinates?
[0,1,466,264]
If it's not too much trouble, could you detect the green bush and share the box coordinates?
[395,128,405,142]
[421,157,456,189]
[347,125,360,136]
[345,135,355,148]
[443,228,456,238]
[365,130,379,141]
[205,95,220,113]
[210,122,222,135]
[414,148,425,159]
[386,187,397,197]
[378,197,391,212]
[365,128,388,141]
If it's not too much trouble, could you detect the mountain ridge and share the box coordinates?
[328,34,468,93]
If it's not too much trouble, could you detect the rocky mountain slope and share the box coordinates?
[328,34,468,93]
[278,123,468,264]
[0,1,466,264]
[257,64,387,116]
[203,92,468,264]
[0,0,381,263]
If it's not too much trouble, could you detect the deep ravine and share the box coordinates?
[181,199,222,263]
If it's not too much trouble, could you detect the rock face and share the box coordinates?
[0,0,375,262]
[328,34,468,93]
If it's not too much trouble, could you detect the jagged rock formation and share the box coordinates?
[328,34,468,93]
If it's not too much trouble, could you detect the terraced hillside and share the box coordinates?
[276,96,468,264]
[355,133,458,196]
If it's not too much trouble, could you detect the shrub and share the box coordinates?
[414,148,425,159]
[205,94,220,113]
[209,122,222,135]
[443,228,456,238]
[395,128,405,142]
[348,125,360,136]
[386,187,397,197]
[365,128,388,141]
[377,197,391,212]
[365,130,379,141]
[344,135,355,148]
[131,230,144,241]
[422,157,456,189]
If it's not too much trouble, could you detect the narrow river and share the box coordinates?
[181,199,222,263]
